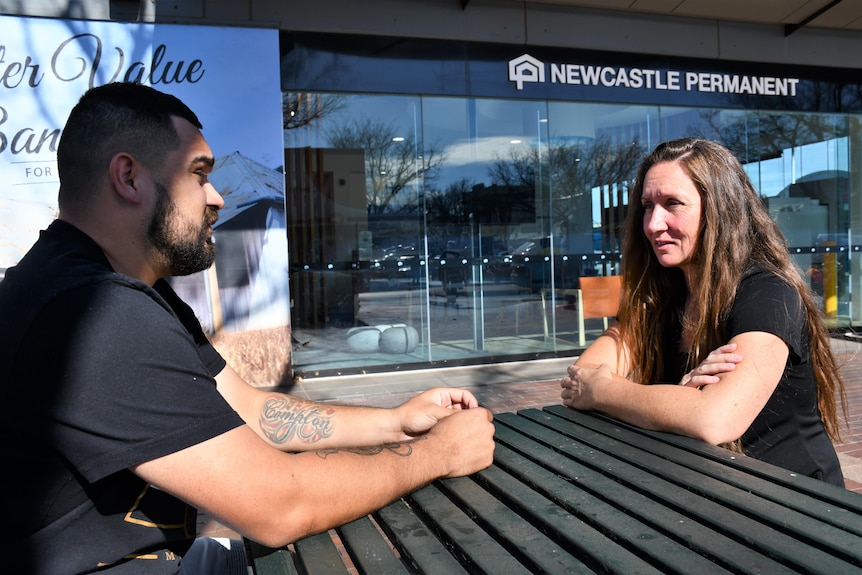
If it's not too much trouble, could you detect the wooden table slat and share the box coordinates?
[476,460,723,575]
[374,499,470,575]
[543,405,862,525]
[407,483,535,574]
[436,474,598,574]
[547,403,862,513]
[492,418,859,571]
[489,430,789,575]
[293,531,348,575]
[244,540,300,575]
[495,411,862,572]
[336,515,410,575]
[519,407,849,526]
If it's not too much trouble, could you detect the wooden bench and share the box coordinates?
[565,274,622,346]
[246,406,862,574]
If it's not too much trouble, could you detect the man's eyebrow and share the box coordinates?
[191,155,216,169]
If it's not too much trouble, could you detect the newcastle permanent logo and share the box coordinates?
[507,53,800,97]
[508,54,544,90]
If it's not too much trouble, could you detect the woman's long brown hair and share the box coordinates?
[617,137,847,442]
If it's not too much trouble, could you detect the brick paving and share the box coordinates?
[834,337,862,493]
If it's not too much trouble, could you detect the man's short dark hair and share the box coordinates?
[57,82,203,211]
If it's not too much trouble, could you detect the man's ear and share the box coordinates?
[108,153,143,204]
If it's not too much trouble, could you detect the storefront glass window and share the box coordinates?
[284,92,859,376]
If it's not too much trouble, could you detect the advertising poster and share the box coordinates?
[0,15,291,385]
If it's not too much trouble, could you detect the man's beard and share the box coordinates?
[147,181,218,277]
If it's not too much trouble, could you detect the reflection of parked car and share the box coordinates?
[509,238,559,292]
[483,256,512,283]
[508,237,591,292]
[370,244,419,279]
[436,249,466,296]
[509,239,546,257]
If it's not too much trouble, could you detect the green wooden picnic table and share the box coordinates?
[246,405,862,574]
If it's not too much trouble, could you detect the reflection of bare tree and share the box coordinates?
[553,137,643,252]
[484,146,544,235]
[327,118,443,214]
[427,178,470,222]
[485,137,643,252]
[843,82,862,114]
[695,101,846,163]
[489,146,539,189]
[548,139,599,224]
[423,179,473,256]
[282,93,347,130]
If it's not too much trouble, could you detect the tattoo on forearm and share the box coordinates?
[259,397,335,445]
[314,436,425,459]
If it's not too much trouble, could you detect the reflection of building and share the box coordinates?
[599,196,627,255]
[285,147,368,328]
[774,169,852,305]
[784,170,849,237]
[462,183,536,225]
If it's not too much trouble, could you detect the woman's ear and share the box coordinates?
[108,153,143,204]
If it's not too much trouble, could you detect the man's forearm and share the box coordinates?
[259,395,335,445]
[312,435,425,459]
[257,394,401,451]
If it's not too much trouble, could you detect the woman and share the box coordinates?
[561,137,847,486]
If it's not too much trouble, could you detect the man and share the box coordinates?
[0,82,496,574]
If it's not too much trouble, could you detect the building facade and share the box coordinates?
[4,0,862,381]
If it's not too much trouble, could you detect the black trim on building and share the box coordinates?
[281,31,862,113]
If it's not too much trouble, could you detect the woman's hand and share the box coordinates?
[560,363,614,411]
[679,343,742,388]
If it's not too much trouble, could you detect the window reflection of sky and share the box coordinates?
[289,92,850,231]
